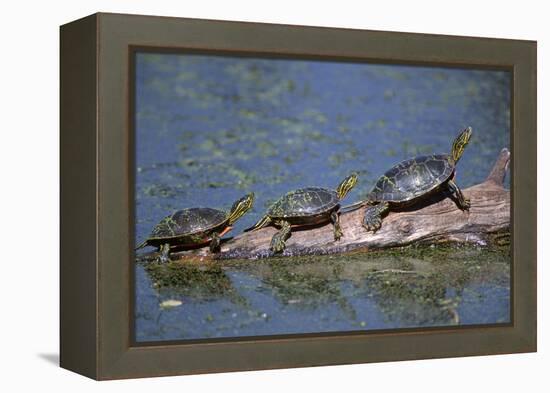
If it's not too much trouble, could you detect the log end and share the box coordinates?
[485,148,511,187]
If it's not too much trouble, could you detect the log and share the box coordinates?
[137,148,510,262]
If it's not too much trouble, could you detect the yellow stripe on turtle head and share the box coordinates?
[451,127,472,163]
[228,193,255,225]
[336,173,358,200]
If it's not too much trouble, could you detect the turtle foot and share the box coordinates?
[270,220,291,254]
[334,227,343,241]
[209,244,221,253]
[362,219,382,233]
[270,237,286,254]
[158,243,172,263]
[209,233,221,253]
[158,255,171,264]
[362,203,387,233]
[331,211,343,241]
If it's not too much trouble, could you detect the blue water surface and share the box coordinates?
[134,52,510,342]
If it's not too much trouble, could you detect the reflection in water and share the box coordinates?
[134,53,510,342]
[135,246,510,342]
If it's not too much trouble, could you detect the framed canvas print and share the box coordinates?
[60,13,536,380]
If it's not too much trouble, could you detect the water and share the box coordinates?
[134,52,511,342]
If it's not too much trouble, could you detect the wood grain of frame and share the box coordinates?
[60,12,537,380]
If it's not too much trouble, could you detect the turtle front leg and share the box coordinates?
[158,243,171,264]
[331,211,343,241]
[270,220,291,254]
[447,179,470,211]
[362,202,389,233]
[209,232,221,253]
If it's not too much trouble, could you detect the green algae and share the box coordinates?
[144,261,248,306]
[134,53,511,341]
[141,244,510,330]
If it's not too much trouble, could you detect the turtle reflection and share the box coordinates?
[246,254,461,328]
[137,245,510,340]
[256,259,358,321]
[145,261,247,306]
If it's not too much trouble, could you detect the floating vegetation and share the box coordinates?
[141,184,178,198]
[134,52,511,341]
[144,261,248,307]
[136,244,510,340]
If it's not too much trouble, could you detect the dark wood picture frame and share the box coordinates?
[60,12,536,380]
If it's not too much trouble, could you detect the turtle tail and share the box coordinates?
[135,240,149,251]
[244,215,272,232]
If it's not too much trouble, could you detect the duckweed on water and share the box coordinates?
[137,244,510,340]
[134,53,511,341]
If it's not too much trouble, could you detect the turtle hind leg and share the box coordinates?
[158,243,171,264]
[331,211,343,241]
[362,202,389,233]
[270,220,291,254]
[447,179,470,210]
[209,232,221,253]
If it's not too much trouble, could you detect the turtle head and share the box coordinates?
[451,127,472,163]
[336,173,358,200]
[228,193,255,225]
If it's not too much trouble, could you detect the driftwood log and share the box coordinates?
[137,148,510,262]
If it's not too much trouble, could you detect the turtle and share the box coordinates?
[346,127,472,232]
[245,174,358,253]
[136,193,254,262]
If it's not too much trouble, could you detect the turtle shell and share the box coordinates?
[268,187,340,218]
[369,154,454,203]
[148,207,228,241]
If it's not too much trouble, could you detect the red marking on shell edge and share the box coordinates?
[219,226,233,237]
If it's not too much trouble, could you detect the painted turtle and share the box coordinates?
[136,193,254,262]
[349,127,472,232]
[245,174,357,253]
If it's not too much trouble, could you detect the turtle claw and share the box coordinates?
[209,232,221,253]
[270,232,287,253]
[331,211,343,241]
[159,254,171,264]
[362,219,382,233]
[209,243,221,253]
[158,243,171,264]
[270,220,291,254]
[270,239,286,254]
[447,179,470,211]
[362,202,388,233]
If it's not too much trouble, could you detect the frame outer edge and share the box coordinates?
[514,41,537,351]
[60,13,99,379]
[88,13,536,379]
